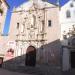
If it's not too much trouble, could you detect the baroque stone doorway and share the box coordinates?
[25,46,36,66]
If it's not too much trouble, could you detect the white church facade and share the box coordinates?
[3,0,61,66]
[1,0,75,71]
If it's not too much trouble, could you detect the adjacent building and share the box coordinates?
[0,0,9,57]
[60,0,75,71]
[0,0,8,34]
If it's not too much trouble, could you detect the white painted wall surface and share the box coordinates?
[60,0,75,71]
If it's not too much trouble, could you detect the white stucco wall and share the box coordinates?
[60,0,75,40]
[60,0,75,71]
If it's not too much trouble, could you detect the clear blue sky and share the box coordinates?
[3,0,69,35]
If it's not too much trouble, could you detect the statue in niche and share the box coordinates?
[30,14,36,28]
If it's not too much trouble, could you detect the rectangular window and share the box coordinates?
[66,10,71,18]
[17,23,19,29]
[48,20,51,27]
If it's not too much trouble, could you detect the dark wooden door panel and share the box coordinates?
[71,52,75,68]
[25,46,36,66]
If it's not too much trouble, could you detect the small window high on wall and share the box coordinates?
[66,10,71,18]
[17,22,19,29]
[48,20,51,27]
[70,3,74,7]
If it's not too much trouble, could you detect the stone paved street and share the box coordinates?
[0,68,32,75]
[1,64,75,75]
[62,69,75,75]
[2,64,62,75]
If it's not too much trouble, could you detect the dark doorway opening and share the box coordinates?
[25,46,36,66]
[71,51,75,68]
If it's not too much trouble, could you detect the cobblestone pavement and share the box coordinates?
[2,62,75,75]
[1,65,75,75]
[3,64,62,75]
[0,68,32,75]
[62,69,75,75]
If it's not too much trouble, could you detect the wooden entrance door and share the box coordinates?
[25,46,36,66]
[71,52,75,68]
